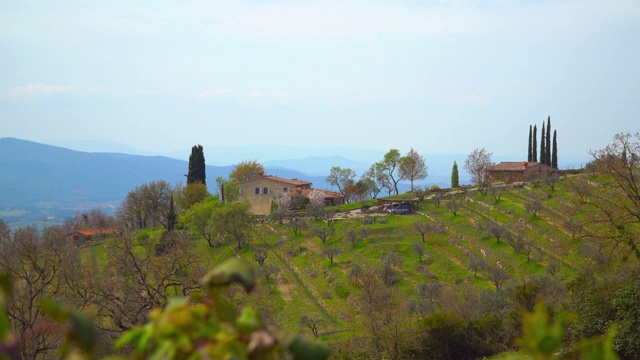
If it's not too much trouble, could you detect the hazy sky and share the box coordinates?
[1,0,639,158]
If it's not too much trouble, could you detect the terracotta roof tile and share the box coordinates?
[489,162,541,171]
[66,228,118,237]
[264,175,312,186]
[235,174,312,186]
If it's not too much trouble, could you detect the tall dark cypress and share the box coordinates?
[187,145,206,185]
[540,122,546,165]
[552,130,558,169]
[451,161,459,188]
[167,194,177,232]
[546,116,552,165]
[532,124,538,162]
[528,125,533,162]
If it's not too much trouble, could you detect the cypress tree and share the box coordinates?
[187,145,206,185]
[528,125,532,162]
[546,116,552,165]
[451,161,459,188]
[552,130,558,169]
[540,122,546,165]
[167,194,177,232]
[532,124,538,162]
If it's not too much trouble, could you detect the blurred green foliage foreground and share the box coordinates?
[0,258,331,360]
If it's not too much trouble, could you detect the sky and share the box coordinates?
[1,0,639,161]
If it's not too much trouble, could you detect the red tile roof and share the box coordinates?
[235,174,312,186]
[489,162,541,171]
[264,175,311,186]
[66,228,118,237]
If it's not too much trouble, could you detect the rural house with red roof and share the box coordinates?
[65,228,118,245]
[486,161,554,182]
[235,173,344,215]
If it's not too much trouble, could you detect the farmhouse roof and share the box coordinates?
[66,228,118,237]
[236,174,312,186]
[489,161,542,171]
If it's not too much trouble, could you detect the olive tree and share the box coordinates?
[377,149,404,195]
[209,202,253,250]
[228,160,264,183]
[399,148,428,192]
[326,166,356,198]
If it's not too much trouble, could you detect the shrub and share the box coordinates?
[361,217,375,225]
[334,283,351,299]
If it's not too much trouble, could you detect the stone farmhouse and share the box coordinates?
[236,172,344,215]
[486,161,554,182]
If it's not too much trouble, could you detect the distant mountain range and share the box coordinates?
[0,137,590,228]
[0,138,326,228]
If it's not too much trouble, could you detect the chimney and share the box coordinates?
[522,161,528,169]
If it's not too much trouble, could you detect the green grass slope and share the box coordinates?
[231,178,600,340]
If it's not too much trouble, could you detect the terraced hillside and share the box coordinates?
[65,175,637,359]
[225,177,608,348]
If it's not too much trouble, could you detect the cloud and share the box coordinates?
[9,84,76,98]
[197,88,291,101]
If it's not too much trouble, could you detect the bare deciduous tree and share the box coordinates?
[525,196,544,218]
[412,220,430,243]
[300,314,325,338]
[572,133,640,260]
[311,225,335,246]
[117,180,173,230]
[0,226,76,359]
[257,264,280,283]
[322,246,341,265]
[289,217,307,236]
[486,265,510,292]
[467,255,485,277]
[446,195,464,216]
[413,241,425,262]
[253,247,268,267]
[464,148,494,195]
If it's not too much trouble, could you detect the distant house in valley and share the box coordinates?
[66,228,118,245]
[235,171,344,215]
[487,161,554,182]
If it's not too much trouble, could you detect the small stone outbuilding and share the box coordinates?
[487,161,554,181]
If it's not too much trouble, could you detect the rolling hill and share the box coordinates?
[0,138,327,228]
